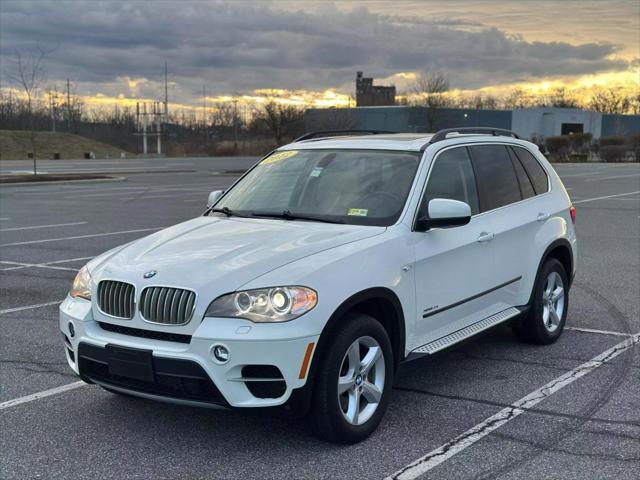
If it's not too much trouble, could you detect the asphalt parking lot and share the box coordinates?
[1,158,639,479]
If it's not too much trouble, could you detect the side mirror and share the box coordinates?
[416,198,471,231]
[207,190,224,207]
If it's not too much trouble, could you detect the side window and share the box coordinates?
[508,148,535,199]
[512,146,549,194]
[419,147,480,217]
[469,145,522,212]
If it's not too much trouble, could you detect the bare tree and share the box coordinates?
[546,87,581,109]
[8,45,55,173]
[629,93,640,115]
[254,100,304,145]
[309,107,356,131]
[211,100,245,149]
[502,87,535,110]
[458,94,500,110]
[589,87,631,114]
[410,71,451,131]
[211,102,237,129]
[61,80,85,133]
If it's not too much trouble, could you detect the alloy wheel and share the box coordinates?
[337,335,385,426]
[542,271,565,333]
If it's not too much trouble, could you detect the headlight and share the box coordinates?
[205,286,317,323]
[70,265,92,300]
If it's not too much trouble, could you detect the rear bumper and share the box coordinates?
[60,296,319,409]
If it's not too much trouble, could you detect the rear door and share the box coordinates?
[468,144,547,309]
[412,146,497,347]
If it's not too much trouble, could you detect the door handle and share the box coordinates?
[477,232,495,243]
[537,212,550,222]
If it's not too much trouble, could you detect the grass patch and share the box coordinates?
[0,130,130,160]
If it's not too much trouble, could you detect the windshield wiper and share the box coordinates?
[208,207,249,218]
[250,210,344,224]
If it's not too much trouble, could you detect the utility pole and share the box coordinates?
[164,61,169,119]
[66,78,71,132]
[49,91,56,132]
[233,99,239,149]
[156,102,162,155]
[202,85,207,125]
[162,62,168,155]
[140,102,148,155]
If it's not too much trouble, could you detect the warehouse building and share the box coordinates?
[305,106,640,140]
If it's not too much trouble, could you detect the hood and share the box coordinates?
[93,215,384,293]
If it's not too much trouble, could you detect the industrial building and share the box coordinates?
[305,106,640,140]
[355,72,396,106]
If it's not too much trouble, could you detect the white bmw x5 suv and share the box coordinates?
[60,128,577,443]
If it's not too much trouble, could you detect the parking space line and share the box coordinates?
[558,172,601,178]
[573,191,640,204]
[387,332,640,480]
[120,192,209,201]
[565,326,634,337]
[0,260,78,272]
[0,300,61,315]
[0,221,87,232]
[585,173,640,182]
[70,187,211,199]
[0,256,93,271]
[0,227,162,247]
[12,181,226,196]
[0,381,85,411]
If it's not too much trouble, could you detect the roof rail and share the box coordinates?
[294,129,397,142]
[429,127,520,144]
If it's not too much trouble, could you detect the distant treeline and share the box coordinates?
[0,93,305,156]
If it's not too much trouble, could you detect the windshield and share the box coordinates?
[213,149,421,226]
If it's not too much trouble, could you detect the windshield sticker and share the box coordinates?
[310,167,323,177]
[347,208,368,217]
[262,150,298,165]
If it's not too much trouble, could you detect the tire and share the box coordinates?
[514,258,569,345]
[311,313,394,444]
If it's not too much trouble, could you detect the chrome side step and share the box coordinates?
[411,307,521,355]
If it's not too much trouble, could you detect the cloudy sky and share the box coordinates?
[1,0,638,111]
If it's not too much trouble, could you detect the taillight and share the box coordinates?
[570,206,576,224]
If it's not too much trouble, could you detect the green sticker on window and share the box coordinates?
[310,167,323,177]
[347,208,368,217]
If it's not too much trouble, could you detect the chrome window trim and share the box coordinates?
[412,141,553,231]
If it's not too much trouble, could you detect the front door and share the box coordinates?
[412,146,498,348]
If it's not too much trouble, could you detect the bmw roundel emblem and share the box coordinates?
[143,270,157,279]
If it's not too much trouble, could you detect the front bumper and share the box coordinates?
[59,296,319,408]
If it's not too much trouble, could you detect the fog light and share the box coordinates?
[212,344,229,363]
[68,321,76,338]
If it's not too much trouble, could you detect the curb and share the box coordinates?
[106,169,195,175]
[210,171,248,176]
[0,176,127,186]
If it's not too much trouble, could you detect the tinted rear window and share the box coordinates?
[508,149,535,199]
[512,146,549,194]
[469,145,522,212]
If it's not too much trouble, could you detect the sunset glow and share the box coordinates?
[1,0,638,115]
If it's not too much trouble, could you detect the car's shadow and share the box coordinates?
[64,326,620,480]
